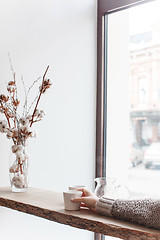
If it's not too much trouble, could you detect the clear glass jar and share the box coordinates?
[94,177,130,199]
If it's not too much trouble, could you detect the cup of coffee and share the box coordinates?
[63,190,82,211]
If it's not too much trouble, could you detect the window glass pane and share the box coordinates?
[106,0,160,199]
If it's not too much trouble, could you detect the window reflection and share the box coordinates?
[129,1,160,165]
[106,0,160,199]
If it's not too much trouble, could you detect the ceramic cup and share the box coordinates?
[63,190,82,211]
[69,185,85,190]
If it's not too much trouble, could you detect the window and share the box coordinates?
[96,0,160,238]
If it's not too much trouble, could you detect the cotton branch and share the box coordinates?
[30,66,50,127]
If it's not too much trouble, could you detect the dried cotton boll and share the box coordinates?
[6,131,13,139]
[47,79,52,85]
[3,120,7,127]
[13,99,20,107]
[35,109,40,117]
[7,85,15,93]
[19,117,29,126]
[22,126,32,137]
[19,126,32,139]
[17,145,23,151]
[8,81,15,86]
[25,126,32,133]
[12,128,19,137]
[18,150,29,161]
[9,164,19,173]
[17,153,26,162]
[0,94,9,102]
[34,109,45,120]
[0,120,7,126]
[19,126,26,132]
[38,110,45,119]
[39,79,52,94]
[0,125,5,133]
[7,81,16,93]
[26,114,32,121]
[12,175,25,188]
[12,145,18,153]
[0,120,7,132]
[16,145,24,155]
[12,144,23,154]
[15,150,23,157]
[30,130,37,138]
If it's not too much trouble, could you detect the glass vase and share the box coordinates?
[9,140,29,192]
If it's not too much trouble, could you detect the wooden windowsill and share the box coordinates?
[0,187,160,239]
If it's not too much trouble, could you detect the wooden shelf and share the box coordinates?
[0,187,160,239]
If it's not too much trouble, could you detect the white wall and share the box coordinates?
[0,0,96,239]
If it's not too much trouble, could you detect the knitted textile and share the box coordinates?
[96,197,160,230]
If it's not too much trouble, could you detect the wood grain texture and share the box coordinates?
[0,187,160,239]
